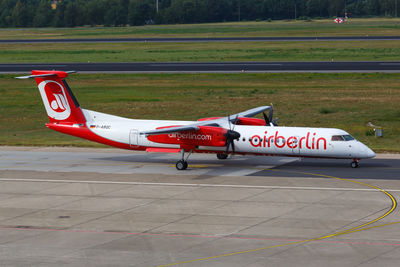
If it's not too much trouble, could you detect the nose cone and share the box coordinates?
[365,147,376,158]
[359,142,375,159]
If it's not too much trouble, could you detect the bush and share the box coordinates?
[319,107,336,114]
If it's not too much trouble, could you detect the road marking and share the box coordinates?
[1,177,400,192]
[380,63,400,65]
[158,170,399,267]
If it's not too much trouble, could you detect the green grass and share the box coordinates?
[0,18,399,39]
[1,19,399,63]
[1,73,399,152]
[2,40,400,62]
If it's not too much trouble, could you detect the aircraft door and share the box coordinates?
[129,129,139,147]
[290,136,301,155]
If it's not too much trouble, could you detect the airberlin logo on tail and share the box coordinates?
[38,80,71,120]
[50,93,68,111]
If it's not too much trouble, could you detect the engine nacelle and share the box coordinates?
[237,117,265,126]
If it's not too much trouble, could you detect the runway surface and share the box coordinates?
[1,36,400,43]
[3,61,400,73]
[0,146,400,266]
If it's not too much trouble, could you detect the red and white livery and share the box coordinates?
[17,70,375,170]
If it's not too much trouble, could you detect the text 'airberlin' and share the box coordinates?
[250,131,327,150]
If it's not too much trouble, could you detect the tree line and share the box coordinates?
[1,0,399,28]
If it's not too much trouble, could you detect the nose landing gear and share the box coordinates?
[351,158,359,168]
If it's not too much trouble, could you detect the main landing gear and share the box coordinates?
[176,160,188,170]
[351,158,359,168]
[216,153,228,160]
[176,149,192,170]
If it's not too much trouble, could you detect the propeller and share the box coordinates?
[224,115,241,154]
[262,105,278,126]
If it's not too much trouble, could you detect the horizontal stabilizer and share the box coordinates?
[15,71,76,79]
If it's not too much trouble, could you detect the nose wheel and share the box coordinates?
[351,159,359,168]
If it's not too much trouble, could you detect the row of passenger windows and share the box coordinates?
[246,137,289,144]
[246,135,355,143]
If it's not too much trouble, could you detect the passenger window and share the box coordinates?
[331,135,344,141]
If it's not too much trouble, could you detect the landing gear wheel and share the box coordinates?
[217,153,228,160]
[176,160,188,170]
[351,161,359,168]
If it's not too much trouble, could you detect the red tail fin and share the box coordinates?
[30,70,86,124]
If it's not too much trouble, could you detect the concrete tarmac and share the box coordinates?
[0,146,400,266]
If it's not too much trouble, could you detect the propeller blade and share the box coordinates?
[268,106,273,123]
[225,138,231,154]
[263,112,270,126]
[272,118,279,126]
[232,115,239,131]
[224,130,241,154]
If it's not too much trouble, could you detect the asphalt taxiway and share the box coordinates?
[0,146,400,266]
[1,36,400,43]
[2,61,400,73]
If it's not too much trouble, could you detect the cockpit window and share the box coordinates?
[331,135,344,141]
[331,135,355,141]
[343,135,355,141]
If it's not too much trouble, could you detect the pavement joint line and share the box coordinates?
[157,170,399,267]
[2,225,400,247]
[1,177,400,192]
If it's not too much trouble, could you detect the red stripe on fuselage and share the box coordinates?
[46,123,146,151]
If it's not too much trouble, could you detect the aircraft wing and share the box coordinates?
[141,125,200,135]
[140,106,272,136]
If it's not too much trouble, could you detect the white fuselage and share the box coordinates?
[83,109,375,159]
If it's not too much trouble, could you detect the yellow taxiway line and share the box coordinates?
[158,170,399,267]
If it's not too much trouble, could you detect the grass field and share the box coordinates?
[0,19,399,39]
[1,19,399,63]
[1,73,399,152]
[2,40,400,62]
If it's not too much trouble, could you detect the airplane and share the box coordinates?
[17,70,375,170]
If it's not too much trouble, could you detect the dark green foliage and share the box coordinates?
[319,107,336,114]
[33,0,54,27]
[0,0,399,28]
[128,0,155,26]
[365,129,375,136]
